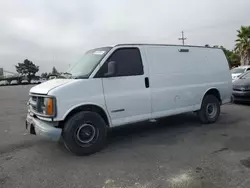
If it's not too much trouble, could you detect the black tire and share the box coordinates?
[62,111,107,156]
[197,95,220,124]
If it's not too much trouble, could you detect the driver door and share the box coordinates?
[96,47,151,127]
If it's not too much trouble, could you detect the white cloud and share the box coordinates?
[0,0,249,73]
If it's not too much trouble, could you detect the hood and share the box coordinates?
[30,79,74,94]
[233,78,250,86]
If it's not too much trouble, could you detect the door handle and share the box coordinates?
[145,77,149,88]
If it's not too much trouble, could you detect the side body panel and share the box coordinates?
[48,79,110,123]
[144,45,232,119]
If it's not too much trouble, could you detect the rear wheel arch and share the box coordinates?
[202,88,222,105]
[61,104,110,128]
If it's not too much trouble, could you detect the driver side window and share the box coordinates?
[95,48,144,77]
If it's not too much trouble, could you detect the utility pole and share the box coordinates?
[178,31,187,45]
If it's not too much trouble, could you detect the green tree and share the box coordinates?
[221,46,240,68]
[235,26,250,65]
[41,72,48,78]
[52,67,59,75]
[15,59,39,83]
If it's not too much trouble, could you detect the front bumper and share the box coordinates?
[232,90,250,102]
[26,114,62,141]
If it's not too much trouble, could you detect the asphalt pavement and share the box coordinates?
[1,85,250,188]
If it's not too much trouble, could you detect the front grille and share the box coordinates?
[32,96,37,102]
[29,95,44,113]
[233,85,244,90]
[233,88,244,91]
[29,96,37,111]
[233,85,249,91]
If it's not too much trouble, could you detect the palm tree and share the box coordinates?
[235,26,250,65]
[221,46,240,67]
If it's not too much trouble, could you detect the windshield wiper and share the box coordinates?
[58,72,73,79]
[73,75,88,79]
[58,72,88,79]
[62,72,72,76]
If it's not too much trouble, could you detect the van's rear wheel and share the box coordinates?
[198,95,220,124]
[62,111,107,156]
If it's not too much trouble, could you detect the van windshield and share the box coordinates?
[231,68,245,74]
[67,47,112,79]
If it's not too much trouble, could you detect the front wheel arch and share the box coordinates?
[60,104,111,128]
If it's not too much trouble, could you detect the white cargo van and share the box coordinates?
[26,44,232,155]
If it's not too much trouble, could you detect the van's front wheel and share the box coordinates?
[62,111,107,156]
[197,95,220,124]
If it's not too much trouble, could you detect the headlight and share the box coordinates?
[30,96,56,117]
[40,97,56,116]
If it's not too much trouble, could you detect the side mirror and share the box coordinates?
[104,61,117,77]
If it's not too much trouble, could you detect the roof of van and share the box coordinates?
[114,43,221,49]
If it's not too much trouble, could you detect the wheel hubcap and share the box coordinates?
[206,103,217,118]
[76,123,96,144]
